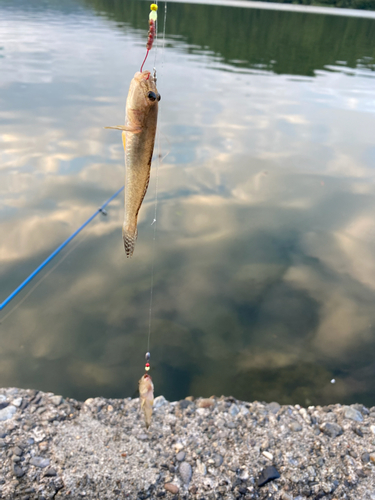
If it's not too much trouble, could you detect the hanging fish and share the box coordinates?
[138,373,154,428]
[106,70,160,257]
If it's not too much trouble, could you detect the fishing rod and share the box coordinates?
[0,186,124,312]
[138,1,169,428]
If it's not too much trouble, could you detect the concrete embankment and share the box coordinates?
[0,388,374,499]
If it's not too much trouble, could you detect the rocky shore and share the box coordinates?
[0,388,374,500]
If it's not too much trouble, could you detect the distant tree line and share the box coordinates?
[83,0,375,78]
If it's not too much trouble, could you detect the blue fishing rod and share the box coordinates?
[0,186,124,312]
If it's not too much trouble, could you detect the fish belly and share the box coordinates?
[123,130,153,257]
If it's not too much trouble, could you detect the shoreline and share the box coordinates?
[0,387,374,499]
[161,0,375,19]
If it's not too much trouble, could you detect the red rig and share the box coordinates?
[140,4,158,74]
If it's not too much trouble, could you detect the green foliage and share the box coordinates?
[83,0,375,77]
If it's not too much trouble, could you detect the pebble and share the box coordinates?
[344,406,363,422]
[153,396,167,409]
[213,453,223,467]
[307,465,316,478]
[257,465,280,487]
[268,402,281,414]
[353,427,363,437]
[289,422,302,432]
[39,440,49,451]
[262,451,273,461]
[164,483,179,494]
[0,405,16,421]
[353,403,367,414]
[261,439,269,450]
[196,459,206,476]
[226,421,237,429]
[0,402,10,411]
[229,404,240,417]
[320,422,343,438]
[179,461,192,484]
[51,396,62,406]
[12,397,22,407]
[239,469,249,481]
[197,398,215,408]
[230,463,240,473]
[240,405,249,416]
[361,452,370,463]
[29,457,50,468]
[44,467,57,477]
[13,446,23,456]
[299,408,311,424]
[176,451,186,462]
[281,492,293,500]
[12,465,25,478]
[179,400,193,410]
[370,425,375,435]
[370,453,375,463]
[174,442,184,452]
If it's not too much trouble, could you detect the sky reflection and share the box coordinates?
[1,1,375,406]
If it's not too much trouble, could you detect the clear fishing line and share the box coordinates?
[153,1,159,69]
[146,1,167,364]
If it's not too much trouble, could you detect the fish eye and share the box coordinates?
[147,91,157,102]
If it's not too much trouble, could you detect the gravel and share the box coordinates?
[0,388,374,499]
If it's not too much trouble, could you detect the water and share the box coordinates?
[1,0,375,406]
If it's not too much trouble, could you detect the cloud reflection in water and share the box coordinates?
[1,2,375,406]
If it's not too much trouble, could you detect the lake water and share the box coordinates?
[1,0,375,406]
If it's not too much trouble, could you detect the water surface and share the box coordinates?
[1,0,375,406]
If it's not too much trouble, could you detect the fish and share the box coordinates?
[138,373,154,429]
[106,70,160,257]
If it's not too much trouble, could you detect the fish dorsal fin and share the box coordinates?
[105,125,142,133]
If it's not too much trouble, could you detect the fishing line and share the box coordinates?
[140,4,157,73]
[153,1,159,69]
[145,1,167,370]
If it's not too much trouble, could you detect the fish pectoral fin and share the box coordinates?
[105,125,142,133]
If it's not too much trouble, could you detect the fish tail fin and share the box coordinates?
[122,223,137,258]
